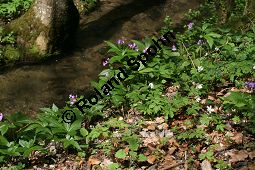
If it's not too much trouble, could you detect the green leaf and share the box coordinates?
[67,120,81,133]
[0,135,9,146]
[216,124,225,132]
[208,32,221,38]
[105,41,120,53]
[138,68,154,73]
[204,35,214,48]
[80,128,89,137]
[115,149,127,159]
[78,152,86,157]
[138,154,147,162]
[170,52,180,56]
[23,146,42,157]
[110,54,125,63]
[70,140,82,150]
[202,24,209,31]
[24,123,41,132]
[63,139,81,150]
[52,104,58,112]
[0,124,8,136]
[108,163,121,170]
[232,116,240,123]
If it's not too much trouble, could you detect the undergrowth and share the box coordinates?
[0,0,255,169]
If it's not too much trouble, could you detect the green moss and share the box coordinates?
[8,7,48,45]
[4,45,20,62]
[4,5,50,61]
[28,44,39,55]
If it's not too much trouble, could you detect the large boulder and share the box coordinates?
[7,0,79,58]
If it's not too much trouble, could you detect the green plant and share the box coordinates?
[0,0,33,20]
[222,91,255,133]
[199,150,214,161]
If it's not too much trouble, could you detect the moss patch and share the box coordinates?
[3,45,20,62]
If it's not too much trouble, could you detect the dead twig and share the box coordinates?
[161,162,184,170]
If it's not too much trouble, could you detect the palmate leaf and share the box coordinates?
[0,148,20,156]
[138,154,147,162]
[223,92,255,110]
[115,149,127,159]
[68,120,81,132]
[62,139,81,150]
[105,41,120,53]
[204,35,214,49]
[109,54,125,63]
[108,163,121,170]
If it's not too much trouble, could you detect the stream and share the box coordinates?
[0,0,199,116]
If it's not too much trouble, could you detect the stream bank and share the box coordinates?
[0,0,199,116]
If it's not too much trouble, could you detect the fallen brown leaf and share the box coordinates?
[168,147,177,155]
[147,143,156,151]
[168,138,180,147]
[208,95,216,101]
[147,155,157,164]
[147,124,156,131]
[230,132,243,144]
[248,151,255,159]
[227,150,249,163]
[88,157,101,165]
[162,123,169,130]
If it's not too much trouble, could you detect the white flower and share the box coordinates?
[205,52,208,56]
[206,105,214,113]
[215,47,219,51]
[196,83,203,89]
[197,66,204,72]
[113,131,122,138]
[195,96,201,102]
[253,65,255,70]
[148,83,154,89]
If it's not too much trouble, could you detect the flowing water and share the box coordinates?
[0,0,199,116]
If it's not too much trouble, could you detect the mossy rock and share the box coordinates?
[6,0,79,62]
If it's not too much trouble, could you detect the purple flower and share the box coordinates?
[245,82,255,89]
[187,22,194,30]
[172,45,177,51]
[102,58,110,67]
[143,47,149,54]
[117,39,125,45]
[69,94,77,105]
[128,43,139,51]
[0,113,3,121]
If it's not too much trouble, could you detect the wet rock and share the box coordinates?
[7,0,79,58]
